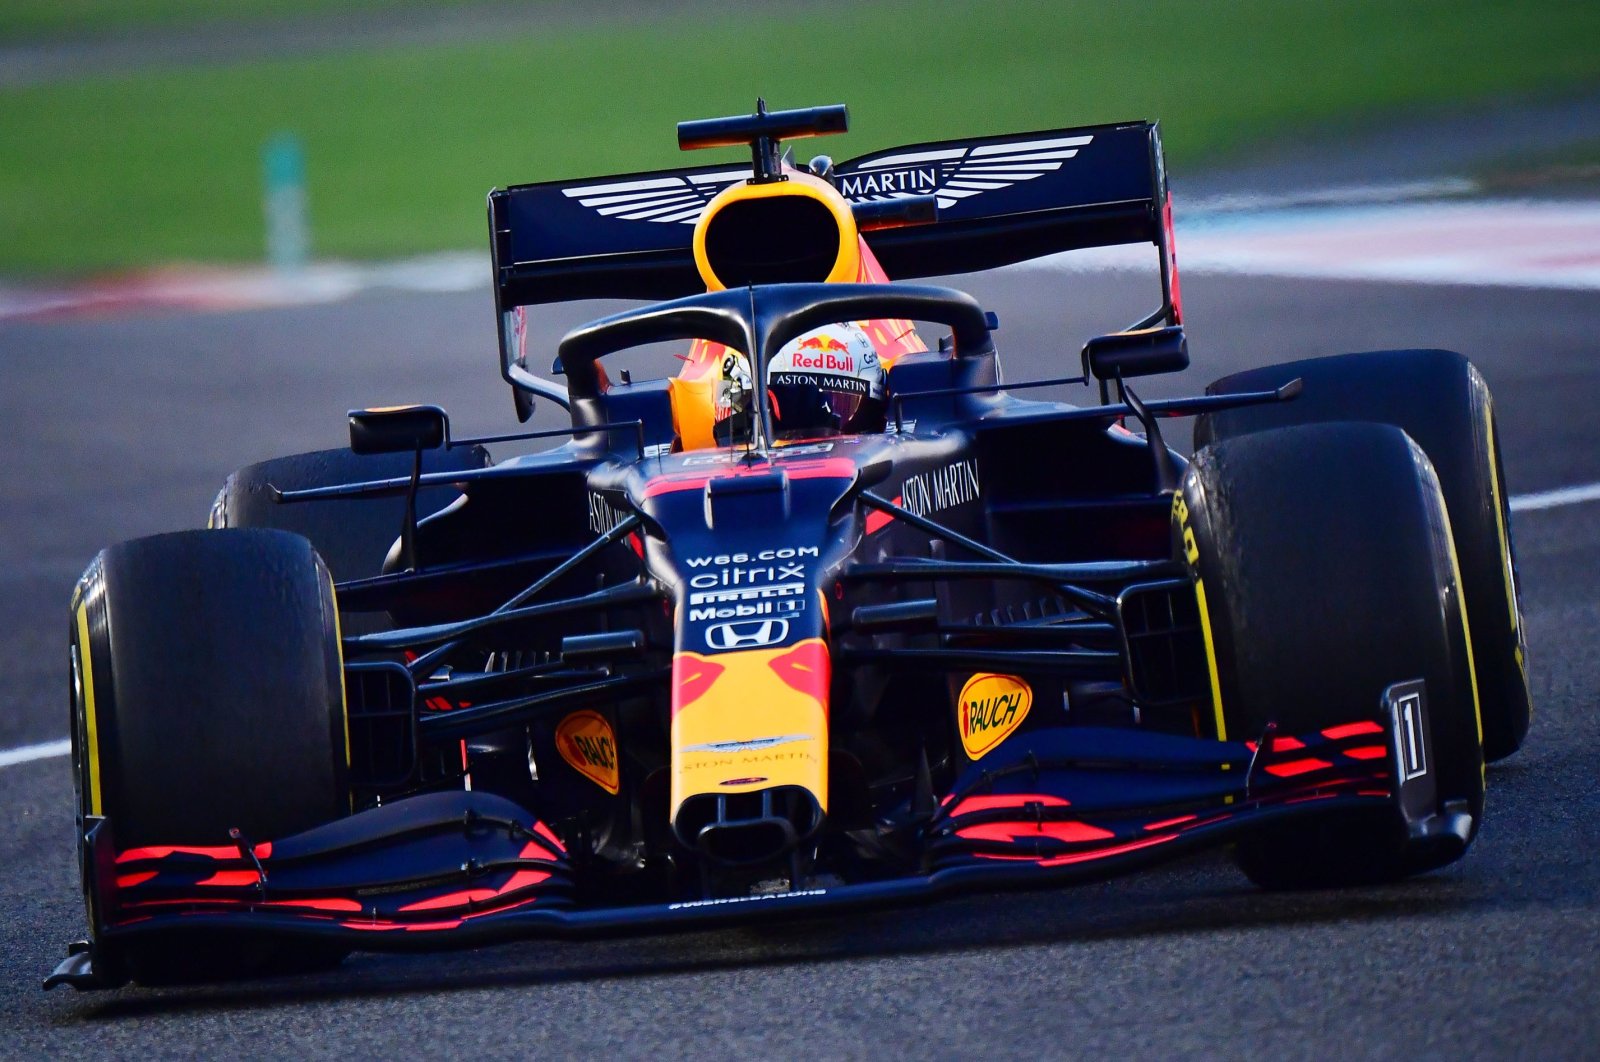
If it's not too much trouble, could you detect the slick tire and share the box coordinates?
[209,444,492,582]
[1178,423,1485,889]
[1195,349,1529,761]
[70,528,350,982]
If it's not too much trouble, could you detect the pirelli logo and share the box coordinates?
[687,582,806,606]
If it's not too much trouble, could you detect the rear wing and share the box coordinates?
[489,120,1179,416]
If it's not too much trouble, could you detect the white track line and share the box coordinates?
[0,478,1596,771]
[1510,480,1600,512]
[0,738,70,769]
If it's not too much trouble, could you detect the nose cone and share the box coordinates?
[669,638,831,862]
[639,452,858,863]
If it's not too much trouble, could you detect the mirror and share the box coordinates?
[1082,325,1188,381]
[348,405,449,455]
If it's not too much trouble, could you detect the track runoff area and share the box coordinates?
[1,194,1598,771]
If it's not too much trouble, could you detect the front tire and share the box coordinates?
[71,528,350,980]
[1178,422,1484,888]
[209,444,491,582]
[1195,349,1529,761]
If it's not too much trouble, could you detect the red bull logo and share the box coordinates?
[797,335,850,353]
[793,334,854,372]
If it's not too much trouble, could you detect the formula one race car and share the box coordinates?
[51,102,1532,989]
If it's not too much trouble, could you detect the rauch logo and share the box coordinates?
[958,673,1033,759]
[556,710,620,794]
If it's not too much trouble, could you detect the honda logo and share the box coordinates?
[704,618,789,650]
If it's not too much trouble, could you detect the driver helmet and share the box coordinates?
[767,322,886,439]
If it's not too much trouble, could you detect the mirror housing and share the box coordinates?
[348,405,450,455]
[1082,325,1188,382]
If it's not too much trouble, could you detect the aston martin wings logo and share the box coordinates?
[559,134,1093,226]
[836,134,1094,210]
[561,167,748,224]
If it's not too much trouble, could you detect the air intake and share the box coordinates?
[673,786,823,865]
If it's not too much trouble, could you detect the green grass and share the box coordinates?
[3,0,1599,275]
[1477,136,1600,176]
[0,0,483,41]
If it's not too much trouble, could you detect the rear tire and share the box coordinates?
[1195,350,1529,761]
[71,528,350,980]
[209,444,490,582]
[1178,422,1485,888]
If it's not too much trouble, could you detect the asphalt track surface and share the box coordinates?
[2,267,1598,1056]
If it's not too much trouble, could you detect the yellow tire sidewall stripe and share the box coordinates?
[331,585,350,771]
[73,601,103,817]
[1193,577,1227,743]
[1484,402,1528,687]
[1173,488,1227,743]
[1435,481,1486,787]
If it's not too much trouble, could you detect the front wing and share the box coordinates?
[48,686,1468,990]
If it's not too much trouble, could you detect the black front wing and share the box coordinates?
[48,684,1469,990]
